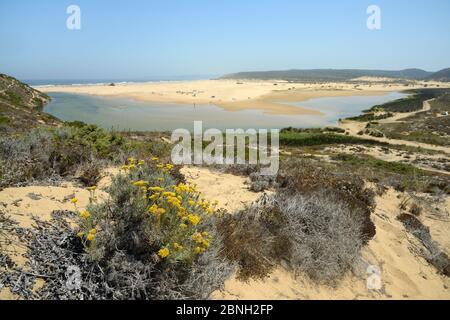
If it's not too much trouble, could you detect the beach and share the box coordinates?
[38,79,449,116]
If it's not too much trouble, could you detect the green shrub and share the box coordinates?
[332,153,424,175]
[279,131,383,147]
[0,123,170,187]
[0,116,10,125]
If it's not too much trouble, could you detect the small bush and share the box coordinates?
[410,202,423,216]
[221,191,368,285]
[332,154,424,176]
[219,208,278,280]
[398,213,450,276]
[277,158,376,241]
[248,172,277,192]
[72,158,231,299]
[279,192,367,283]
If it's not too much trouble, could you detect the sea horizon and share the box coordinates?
[25,75,217,87]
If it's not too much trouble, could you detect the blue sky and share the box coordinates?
[1,0,449,80]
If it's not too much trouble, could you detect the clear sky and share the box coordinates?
[1,0,449,80]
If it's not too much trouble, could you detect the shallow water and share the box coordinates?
[44,92,407,131]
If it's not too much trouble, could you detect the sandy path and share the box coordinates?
[323,144,449,176]
[340,100,450,154]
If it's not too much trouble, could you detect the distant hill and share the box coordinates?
[426,68,450,82]
[0,74,59,132]
[220,68,437,82]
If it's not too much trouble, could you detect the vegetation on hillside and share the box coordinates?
[0,74,58,132]
[279,128,386,147]
[365,90,450,146]
[0,122,172,188]
[220,68,439,82]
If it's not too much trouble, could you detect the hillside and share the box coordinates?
[427,68,450,82]
[220,68,440,82]
[0,74,59,132]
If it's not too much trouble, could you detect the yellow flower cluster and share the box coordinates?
[187,214,201,226]
[149,204,166,215]
[132,180,149,187]
[156,163,174,172]
[78,228,97,241]
[158,247,170,258]
[122,160,218,260]
[121,157,146,171]
[149,186,165,192]
[173,183,196,194]
[80,210,91,219]
[173,242,183,251]
[149,193,160,201]
[166,194,182,209]
[87,228,97,241]
[191,232,211,248]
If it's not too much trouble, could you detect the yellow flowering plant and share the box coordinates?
[75,158,219,266]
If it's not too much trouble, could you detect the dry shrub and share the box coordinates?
[397,213,450,277]
[75,158,107,187]
[279,192,366,284]
[277,159,376,242]
[220,191,368,285]
[0,210,17,264]
[219,210,277,281]
[410,202,423,216]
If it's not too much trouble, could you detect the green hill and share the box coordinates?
[0,74,59,132]
[427,68,450,82]
[220,68,435,82]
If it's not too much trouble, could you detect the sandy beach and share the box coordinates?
[39,79,450,116]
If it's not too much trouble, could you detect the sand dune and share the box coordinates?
[1,166,449,300]
[181,167,450,300]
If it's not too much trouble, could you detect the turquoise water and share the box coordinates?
[43,92,407,131]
